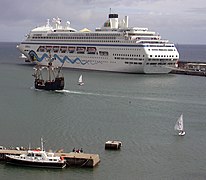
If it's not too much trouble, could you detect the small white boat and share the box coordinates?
[6,138,66,169]
[174,114,186,136]
[78,75,84,86]
[19,53,27,59]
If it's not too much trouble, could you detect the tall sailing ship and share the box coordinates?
[17,12,179,74]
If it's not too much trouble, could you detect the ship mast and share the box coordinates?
[41,138,44,151]
[48,52,52,81]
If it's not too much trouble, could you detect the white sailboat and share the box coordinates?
[78,75,84,86]
[174,114,186,136]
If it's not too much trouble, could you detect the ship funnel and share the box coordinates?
[109,14,118,29]
[125,16,129,28]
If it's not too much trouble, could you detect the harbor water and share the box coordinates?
[0,42,206,179]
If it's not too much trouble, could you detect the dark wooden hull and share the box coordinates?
[35,77,64,91]
[6,156,66,169]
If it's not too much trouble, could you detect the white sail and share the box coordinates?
[174,114,184,131]
[78,75,84,85]
[78,75,83,83]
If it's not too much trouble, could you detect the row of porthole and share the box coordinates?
[149,55,178,58]
[146,62,175,65]
[113,54,144,57]
[114,57,144,61]
[125,62,143,65]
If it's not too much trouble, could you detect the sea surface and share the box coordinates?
[0,42,206,180]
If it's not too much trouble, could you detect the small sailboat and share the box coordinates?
[174,114,186,136]
[78,75,84,86]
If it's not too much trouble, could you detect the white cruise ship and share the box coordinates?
[17,13,179,74]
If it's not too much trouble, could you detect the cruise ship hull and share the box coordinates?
[18,43,173,74]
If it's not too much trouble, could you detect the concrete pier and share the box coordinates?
[56,152,100,167]
[0,149,100,168]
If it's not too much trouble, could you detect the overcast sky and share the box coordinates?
[1,0,206,44]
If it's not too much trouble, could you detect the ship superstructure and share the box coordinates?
[17,13,179,74]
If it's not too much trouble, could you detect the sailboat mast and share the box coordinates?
[181,114,183,130]
[41,138,44,151]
